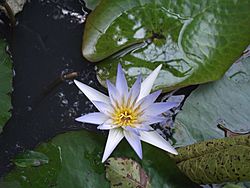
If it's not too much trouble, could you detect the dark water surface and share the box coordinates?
[0,0,105,176]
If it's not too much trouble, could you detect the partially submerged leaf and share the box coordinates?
[106,157,151,188]
[83,0,250,92]
[172,57,250,147]
[13,150,49,168]
[171,135,250,184]
[0,39,12,133]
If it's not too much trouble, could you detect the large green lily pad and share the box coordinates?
[1,130,198,188]
[172,57,250,147]
[0,39,13,133]
[82,0,250,92]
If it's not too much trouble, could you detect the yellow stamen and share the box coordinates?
[112,107,138,127]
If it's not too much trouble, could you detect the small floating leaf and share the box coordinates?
[105,157,151,188]
[13,150,49,167]
[0,39,13,133]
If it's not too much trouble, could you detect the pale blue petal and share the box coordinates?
[92,100,114,116]
[102,129,124,162]
[106,80,125,108]
[138,64,162,101]
[106,80,118,98]
[144,102,179,116]
[140,131,178,155]
[135,90,161,111]
[75,112,108,124]
[124,130,142,159]
[140,115,166,125]
[127,75,142,107]
[134,124,153,131]
[74,80,109,103]
[123,126,140,136]
[116,64,128,96]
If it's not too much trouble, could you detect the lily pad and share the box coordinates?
[13,150,49,168]
[0,39,12,133]
[172,57,250,147]
[106,157,151,188]
[1,130,198,188]
[83,0,250,92]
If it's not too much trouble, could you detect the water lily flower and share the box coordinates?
[74,64,178,162]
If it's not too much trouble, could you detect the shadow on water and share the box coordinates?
[0,0,107,176]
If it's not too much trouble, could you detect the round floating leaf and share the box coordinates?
[1,130,198,188]
[83,0,250,92]
[0,39,13,133]
[106,157,151,188]
[170,135,250,184]
[13,150,49,168]
[172,57,250,147]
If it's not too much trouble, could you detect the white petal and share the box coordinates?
[140,131,178,155]
[92,100,114,116]
[102,129,124,162]
[134,90,161,112]
[97,124,117,130]
[75,112,108,124]
[138,64,162,101]
[124,130,142,159]
[116,64,128,96]
[127,75,141,107]
[74,80,109,103]
[107,80,118,98]
[106,80,122,108]
[123,126,140,136]
[144,102,179,116]
[98,119,118,130]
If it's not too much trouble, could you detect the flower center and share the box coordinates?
[112,107,137,127]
